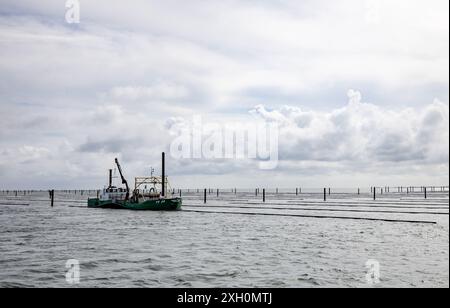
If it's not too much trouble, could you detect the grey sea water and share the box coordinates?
[0,190,448,288]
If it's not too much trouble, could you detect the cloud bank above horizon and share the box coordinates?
[0,0,448,189]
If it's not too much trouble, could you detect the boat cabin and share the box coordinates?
[100,186,128,202]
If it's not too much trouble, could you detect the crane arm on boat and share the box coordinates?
[115,158,130,201]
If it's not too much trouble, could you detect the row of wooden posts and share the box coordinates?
[193,186,443,203]
[33,186,446,207]
[172,186,448,195]
[0,186,447,207]
[1,186,447,197]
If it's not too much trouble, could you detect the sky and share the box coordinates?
[0,0,448,189]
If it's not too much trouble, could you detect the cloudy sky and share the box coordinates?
[0,0,448,189]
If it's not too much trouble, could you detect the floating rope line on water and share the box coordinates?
[183,205,449,215]
[182,209,437,224]
[231,202,449,210]
[0,199,85,204]
[65,204,439,223]
[283,200,450,206]
[0,202,30,206]
[2,197,448,211]
[8,199,448,211]
[286,200,449,205]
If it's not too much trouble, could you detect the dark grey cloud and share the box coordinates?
[78,138,132,154]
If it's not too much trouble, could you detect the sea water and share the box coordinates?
[0,191,448,288]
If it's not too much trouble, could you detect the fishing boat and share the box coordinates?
[88,153,182,211]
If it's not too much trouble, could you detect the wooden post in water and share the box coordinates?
[296,188,298,196]
[358,188,360,195]
[50,190,54,207]
[373,187,376,201]
[328,188,331,196]
[204,189,207,204]
[263,189,266,203]
[216,189,219,198]
[323,188,326,202]
[424,187,427,199]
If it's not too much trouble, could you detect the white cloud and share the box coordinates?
[109,84,189,101]
[250,92,449,165]
[0,90,448,188]
[0,0,448,188]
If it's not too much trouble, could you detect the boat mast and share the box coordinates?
[161,152,165,198]
[115,158,130,201]
[108,169,113,188]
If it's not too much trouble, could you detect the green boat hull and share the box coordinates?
[88,198,182,211]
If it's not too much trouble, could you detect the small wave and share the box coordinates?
[144,265,163,271]
[297,276,321,286]
[82,261,100,269]
[0,281,35,288]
